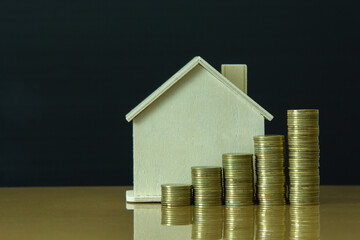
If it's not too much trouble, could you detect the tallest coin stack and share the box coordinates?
[287,109,320,205]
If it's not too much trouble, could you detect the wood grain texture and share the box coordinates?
[221,64,247,94]
[132,65,265,201]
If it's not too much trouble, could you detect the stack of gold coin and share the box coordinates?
[256,206,286,239]
[289,205,320,239]
[287,109,320,205]
[191,166,223,206]
[224,206,254,239]
[222,153,254,205]
[161,184,193,206]
[161,205,193,226]
[254,135,286,205]
[192,206,224,239]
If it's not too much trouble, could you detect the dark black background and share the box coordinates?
[0,0,359,186]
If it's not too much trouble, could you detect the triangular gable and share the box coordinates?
[126,56,273,122]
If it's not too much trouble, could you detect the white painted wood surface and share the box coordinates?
[126,190,160,202]
[221,64,248,94]
[130,63,267,201]
[126,57,272,122]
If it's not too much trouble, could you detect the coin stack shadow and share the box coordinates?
[254,135,286,205]
[287,109,320,205]
[161,205,193,226]
[222,154,254,206]
[224,206,254,239]
[161,184,193,206]
[256,206,287,239]
[192,206,224,239]
[289,205,320,239]
[191,167,223,206]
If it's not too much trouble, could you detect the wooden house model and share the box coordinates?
[126,56,273,202]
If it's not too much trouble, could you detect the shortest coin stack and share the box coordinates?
[222,153,254,205]
[161,184,193,206]
[192,166,223,206]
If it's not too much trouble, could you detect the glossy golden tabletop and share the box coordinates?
[0,186,359,239]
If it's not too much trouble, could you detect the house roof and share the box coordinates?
[126,56,274,122]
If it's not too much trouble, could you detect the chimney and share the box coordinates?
[221,64,247,94]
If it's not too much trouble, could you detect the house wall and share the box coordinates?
[133,65,264,199]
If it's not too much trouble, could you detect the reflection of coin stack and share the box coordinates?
[192,206,224,239]
[287,109,320,205]
[222,154,254,206]
[254,135,286,205]
[161,206,193,226]
[192,167,223,206]
[289,206,320,239]
[256,206,286,239]
[224,206,254,239]
[161,184,193,206]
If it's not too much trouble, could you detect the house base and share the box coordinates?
[126,190,161,203]
[126,202,161,210]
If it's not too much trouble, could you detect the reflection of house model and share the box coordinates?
[126,56,273,202]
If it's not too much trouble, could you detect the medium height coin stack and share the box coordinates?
[287,109,320,205]
[222,153,254,205]
[254,135,286,205]
[192,166,223,206]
